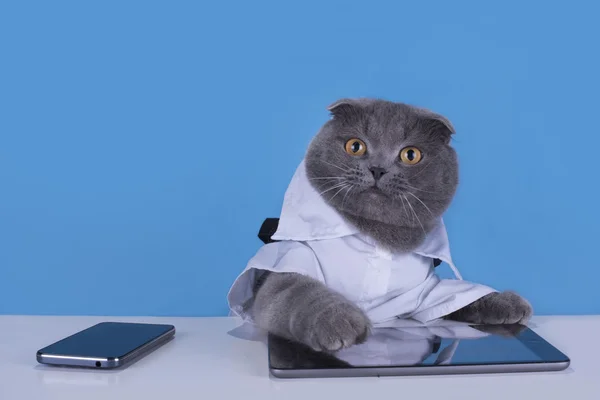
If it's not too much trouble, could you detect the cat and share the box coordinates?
[250,98,532,352]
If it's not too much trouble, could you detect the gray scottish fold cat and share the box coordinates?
[250,98,532,351]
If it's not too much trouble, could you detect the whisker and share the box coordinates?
[406,192,434,217]
[309,177,346,180]
[341,185,355,210]
[333,158,353,170]
[402,195,414,225]
[329,185,350,202]
[403,183,438,194]
[402,195,416,239]
[318,182,348,196]
[322,160,350,172]
[310,177,346,187]
[399,195,410,224]
[405,195,426,234]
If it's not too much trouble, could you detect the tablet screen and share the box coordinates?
[268,324,569,371]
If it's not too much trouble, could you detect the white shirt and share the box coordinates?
[228,160,496,325]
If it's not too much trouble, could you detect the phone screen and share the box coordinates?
[38,322,174,359]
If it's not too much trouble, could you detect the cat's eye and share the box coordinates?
[345,139,367,156]
[400,146,422,165]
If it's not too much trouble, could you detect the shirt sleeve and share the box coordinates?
[227,240,322,322]
[410,277,497,323]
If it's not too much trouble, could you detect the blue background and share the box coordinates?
[1,1,599,316]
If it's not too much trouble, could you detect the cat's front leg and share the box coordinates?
[252,272,371,351]
[446,291,533,325]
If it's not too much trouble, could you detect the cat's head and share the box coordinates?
[305,98,459,231]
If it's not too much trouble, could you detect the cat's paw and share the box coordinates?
[306,302,371,352]
[449,291,533,325]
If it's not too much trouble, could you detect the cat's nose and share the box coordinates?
[369,167,387,180]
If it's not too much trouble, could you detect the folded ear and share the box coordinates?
[327,98,357,112]
[327,98,374,119]
[413,107,455,144]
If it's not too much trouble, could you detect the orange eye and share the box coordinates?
[345,139,367,156]
[400,147,422,165]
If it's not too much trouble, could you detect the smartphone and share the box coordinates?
[36,322,175,369]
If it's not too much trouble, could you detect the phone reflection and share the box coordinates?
[35,365,122,386]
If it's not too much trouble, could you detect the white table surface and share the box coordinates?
[0,315,598,400]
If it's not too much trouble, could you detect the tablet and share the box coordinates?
[268,324,570,378]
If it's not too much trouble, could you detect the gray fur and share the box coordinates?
[252,98,533,351]
[446,291,533,324]
[253,272,370,351]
